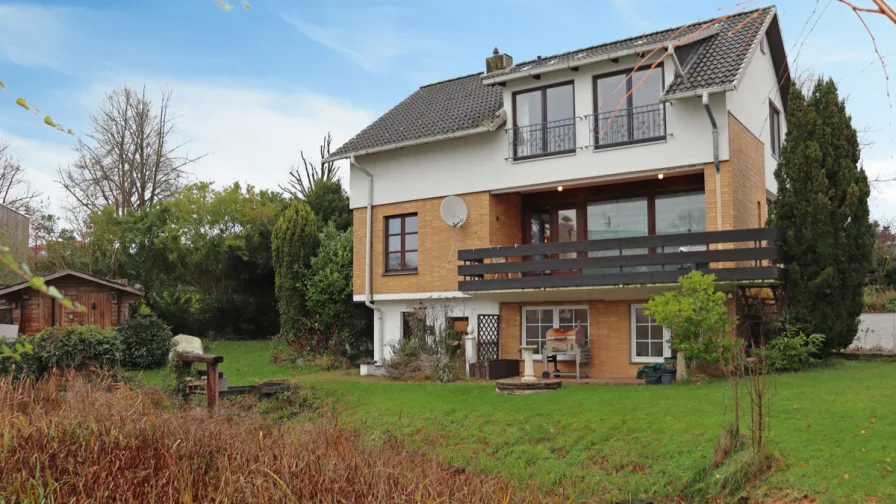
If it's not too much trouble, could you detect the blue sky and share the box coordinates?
[0,0,894,219]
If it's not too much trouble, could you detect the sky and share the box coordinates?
[0,0,894,221]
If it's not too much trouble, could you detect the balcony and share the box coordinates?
[458,228,782,292]
[507,118,577,160]
[588,103,666,149]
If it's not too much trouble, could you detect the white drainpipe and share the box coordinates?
[350,156,384,365]
[702,92,723,232]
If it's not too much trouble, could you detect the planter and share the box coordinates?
[643,374,661,385]
[660,373,675,385]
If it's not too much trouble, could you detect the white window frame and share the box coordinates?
[521,305,589,359]
[630,304,671,363]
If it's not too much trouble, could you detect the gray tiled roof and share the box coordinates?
[329,7,775,159]
[665,8,774,95]
[328,73,503,159]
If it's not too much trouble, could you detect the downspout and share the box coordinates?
[350,156,384,365]
[702,92,723,231]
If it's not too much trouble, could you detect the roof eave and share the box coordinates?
[728,6,778,94]
[481,44,668,86]
[325,111,506,162]
[660,84,736,102]
[0,269,145,297]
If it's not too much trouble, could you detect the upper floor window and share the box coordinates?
[385,214,418,273]
[769,102,782,158]
[511,82,575,159]
[593,66,665,147]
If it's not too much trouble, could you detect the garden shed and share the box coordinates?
[0,269,144,335]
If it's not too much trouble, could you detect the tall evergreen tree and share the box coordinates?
[768,79,874,351]
[271,200,319,339]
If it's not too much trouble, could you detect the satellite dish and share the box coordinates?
[440,196,468,228]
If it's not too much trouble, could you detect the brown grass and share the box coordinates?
[0,374,553,503]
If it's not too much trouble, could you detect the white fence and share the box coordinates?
[852,313,896,350]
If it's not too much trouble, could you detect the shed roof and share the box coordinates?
[0,269,145,297]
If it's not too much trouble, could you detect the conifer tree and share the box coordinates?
[271,200,319,339]
[768,78,874,351]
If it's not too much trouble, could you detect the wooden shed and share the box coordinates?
[0,269,145,336]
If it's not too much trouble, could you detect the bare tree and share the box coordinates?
[57,86,203,216]
[0,139,42,215]
[280,133,339,199]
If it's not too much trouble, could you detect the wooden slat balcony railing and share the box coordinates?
[457,227,783,292]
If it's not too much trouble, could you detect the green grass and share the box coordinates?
[127,340,314,387]
[127,340,895,501]
[303,361,896,503]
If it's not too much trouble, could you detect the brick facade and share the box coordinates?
[356,111,768,377]
[727,112,767,230]
[353,192,525,296]
[499,297,737,378]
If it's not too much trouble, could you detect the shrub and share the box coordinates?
[762,329,824,371]
[118,315,174,369]
[645,271,733,380]
[863,286,896,313]
[305,224,353,338]
[17,325,121,378]
[387,304,465,383]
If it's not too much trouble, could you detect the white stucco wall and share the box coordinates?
[371,297,500,361]
[726,32,786,196]
[853,313,896,350]
[350,53,727,209]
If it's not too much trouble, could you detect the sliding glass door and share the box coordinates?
[586,197,649,273]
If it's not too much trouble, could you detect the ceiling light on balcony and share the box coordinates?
[557,186,564,192]
[657,173,664,180]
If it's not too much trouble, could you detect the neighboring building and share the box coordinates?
[328,6,790,378]
[0,269,144,335]
[0,203,30,286]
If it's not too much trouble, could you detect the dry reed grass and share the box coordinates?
[0,374,554,503]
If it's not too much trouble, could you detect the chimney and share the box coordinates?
[486,47,513,74]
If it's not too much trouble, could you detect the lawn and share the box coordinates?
[304,361,896,503]
[129,340,896,502]
[127,340,313,387]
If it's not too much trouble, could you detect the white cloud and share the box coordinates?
[0,78,375,216]
[0,4,78,70]
[82,76,375,196]
[0,130,76,214]
[281,6,443,73]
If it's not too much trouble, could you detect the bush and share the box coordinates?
[387,304,465,383]
[863,286,896,313]
[14,325,121,378]
[118,315,174,369]
[763,328,824,371]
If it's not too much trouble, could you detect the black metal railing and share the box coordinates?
[457,227,783,292]
[507,118,577,160]
[588,103,666,148]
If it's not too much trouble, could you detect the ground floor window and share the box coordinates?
[630,304,670,363]
[446,316,469,338]
[401,311,432,340]
[522,306,589,356]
